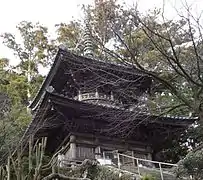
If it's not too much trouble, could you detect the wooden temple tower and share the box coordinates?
[23,46,196,164]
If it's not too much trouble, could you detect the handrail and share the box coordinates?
[117,153,178,167]
[102,151,177,180]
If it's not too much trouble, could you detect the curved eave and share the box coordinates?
[29,48,63,110]
[19,91,51,149]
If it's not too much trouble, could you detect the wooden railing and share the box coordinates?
[74,92,114,101]
[74,92,123,107]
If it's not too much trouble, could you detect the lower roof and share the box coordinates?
[21,91,198,153]
[49,92,197,126]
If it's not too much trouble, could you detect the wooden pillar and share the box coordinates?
[110,91,114,101]
[95,146,101,159]
[70,135,77,160]
[78,90,82,101]
[146,146,152,160]
[147,152,152,161]
[95,89,99,98]
[146,146,154,167]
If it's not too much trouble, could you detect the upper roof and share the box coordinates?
[30,46,152,110]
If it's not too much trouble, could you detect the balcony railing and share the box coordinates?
[74,92,113,101]
[74,92,122,107]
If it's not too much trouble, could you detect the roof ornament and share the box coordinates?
[46,86,55,93]
[83,18,94,57]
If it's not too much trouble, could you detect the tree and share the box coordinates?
[0,21,57,162]
[55,0,122,58]
[1,21,56,105]
[82,1,198,111]
[0,57,31,162]
[85,0,202,133]
[0,58,10,115]
[66,0,203,164]
[56,21,83,53]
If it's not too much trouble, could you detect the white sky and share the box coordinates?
[0,0,202,65]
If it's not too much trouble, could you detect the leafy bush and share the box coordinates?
[141,174,156,180]
[175,150,203,180]
[87,166,135,180]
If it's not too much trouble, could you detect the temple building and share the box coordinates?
[23,46,197,164]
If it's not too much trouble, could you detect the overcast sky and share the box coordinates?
[0,0,202,64]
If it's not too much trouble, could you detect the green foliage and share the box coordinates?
[1,21,56,104]
[56,21,82,51]
[0,21,56,161]
[2,21,56,66]
[0,138,52,180]
[141,174,156,180]
[175,150,203,180]
[0,21,53,162]
[0,57,31,161]
[19,154,52,178]
[0,103,31,162]
[87,165,135,180]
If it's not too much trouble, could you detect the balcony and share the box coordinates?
[74,91,122,108]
